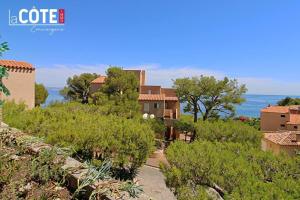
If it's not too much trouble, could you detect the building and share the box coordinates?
[0,60,35,109]
[260,105,300,132]
[262,131,300,156]
[90,69,180,139]
[90,75,106,94]
[260,105,300,156]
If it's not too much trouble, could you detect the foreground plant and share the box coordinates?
[31,148,68,184]
[73,160,143,200]
[3,102,155,176]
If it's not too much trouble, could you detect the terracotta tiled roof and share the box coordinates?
[264,132,300,146]
[261,106,300,113]
[139,94,165,101]
[91,76,106,84]
[165,96,178,101]
[287,114,300,125]
[138,94,179,101]
[0,60,34,70]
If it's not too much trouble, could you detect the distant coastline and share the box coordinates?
[45,87,300,118]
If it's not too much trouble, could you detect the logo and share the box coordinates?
[8,7,65,35]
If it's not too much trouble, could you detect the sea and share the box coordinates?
[45,88,300,118]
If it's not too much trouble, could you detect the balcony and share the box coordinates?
[164,109,178,119]
[164,109,173,119]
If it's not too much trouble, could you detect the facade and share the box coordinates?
[0,60,35,109]
[90,75,106,94]
[260,105,300,156]
[260,105,300,132]
[262,131,300,156]
[90,69,180,139]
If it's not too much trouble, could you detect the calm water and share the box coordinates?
[45,88,299,118]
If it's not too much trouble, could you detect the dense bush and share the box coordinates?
[162,141,300,199]
[35,83,48,106]
[277,96,300,106]
[3,102,155,174]
[195,120,262,148]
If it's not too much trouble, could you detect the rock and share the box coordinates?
[10,155,20,161]
[19,182,33,193]
[55,186,64,191]
[206,187,224,200]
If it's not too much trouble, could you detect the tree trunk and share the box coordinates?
[193,111,198,123]
[191,102,198,142]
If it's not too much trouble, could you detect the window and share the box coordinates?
[148,90,152,94]
[294,126,298,129]
[144,103,149,112]
[280,124,285,128]
[154,103,160,109]
[281,114,286,118]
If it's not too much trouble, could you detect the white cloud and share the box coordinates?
[36,64,107,87]
[129,65,225,87]
[35,63,300,95]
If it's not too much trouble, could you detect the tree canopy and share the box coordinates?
[92,67,140,118]
[173,76,247,122]
[195,120,262,148]
[35,83,48,106]
[60,73,98,104]
[277,96,300,106]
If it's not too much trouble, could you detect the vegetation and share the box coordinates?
[0,135,71,199]
[162,141,300,200]
[163,119,299,199]
[235,116,261,130]
[31,148,66,184]
[0,41,10,125]
[92,67,140,118]
[73,160,143,199]
[1,126,144,199]
[277,96,300,106]
[3,101,155,177]
[35,83,48,106]
[174,115,195,141]
[173,76,247,122]
[60,73,98,104]
[195,120,262,148]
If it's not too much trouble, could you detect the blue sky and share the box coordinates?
[1,0,300,95]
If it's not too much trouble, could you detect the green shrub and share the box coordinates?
[3,102,155,174]
[195,120,262,148]
[162,141,300,199]
[31,148,66,184]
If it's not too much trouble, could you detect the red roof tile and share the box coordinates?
[165,96,178,101]
[0,60,34,70]
[139,94,165,101]
[261,106,289,113]
[91,76,106,84]
[264,132,300,146]
[138,94,178,101]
